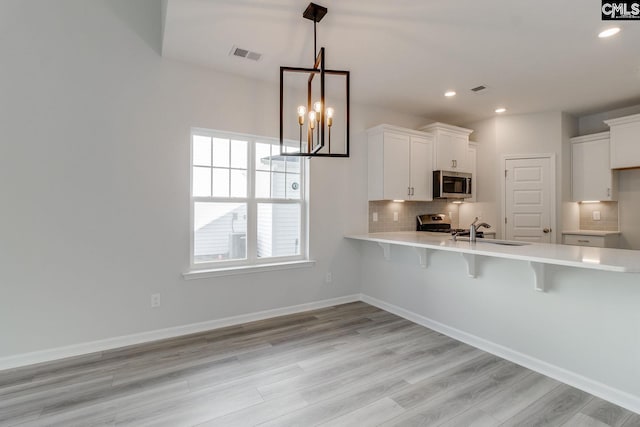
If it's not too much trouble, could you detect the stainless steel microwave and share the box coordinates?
[433,170,472,198]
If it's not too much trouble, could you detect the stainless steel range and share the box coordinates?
[416,213,485,238]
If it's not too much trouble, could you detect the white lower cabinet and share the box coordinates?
[562,233,620,248]
[368,125,433,201]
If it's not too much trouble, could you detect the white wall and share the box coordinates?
[460,118,498,230]
[561,112,580,233]
[497,112,566,242]
[461,112,575,241]
[0,0,426,359]
[578,104,640,135]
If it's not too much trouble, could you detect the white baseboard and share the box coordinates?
[4,292,639,415]
[360,294,640,415]
[0,294,360,371]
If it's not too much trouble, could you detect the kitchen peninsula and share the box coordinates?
[347,232,640,413]
[347,232,640,274]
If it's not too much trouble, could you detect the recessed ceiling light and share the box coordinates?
[495,107,507,113]
[444,91,456,97]
[598,27,620,38]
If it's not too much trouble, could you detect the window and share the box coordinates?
[190,128,306,269]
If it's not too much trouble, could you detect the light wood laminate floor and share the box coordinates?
[1,302,638,426]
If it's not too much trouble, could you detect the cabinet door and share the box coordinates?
[409,136,433,201]
[563,234,606,248]
[435,132,469,172]
[572,138,615,201]
[610,121,640,169]
[571,142,587,202]
[450,133,470,172]
[383,132,411,200]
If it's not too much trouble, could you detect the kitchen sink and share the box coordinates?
[454,237,531,246]
[481,239,531,246]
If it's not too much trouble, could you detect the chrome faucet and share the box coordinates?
[469,217,491,242]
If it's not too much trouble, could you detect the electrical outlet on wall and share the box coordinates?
[325,272,332,283]
[593,211,601,221]
[151,293,161,308]
[393,212,399,221]
[372,212,378,222]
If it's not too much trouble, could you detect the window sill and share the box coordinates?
[182,260,316,280]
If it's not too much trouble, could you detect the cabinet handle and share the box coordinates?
[408,187,411,196]
[578,240,590,243]
[411,187,415,195]
[607,188,611,197]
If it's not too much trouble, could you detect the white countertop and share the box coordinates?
[346,231,640,273]
[562,230,621,236]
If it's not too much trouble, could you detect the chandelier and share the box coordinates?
[279,3,350,157]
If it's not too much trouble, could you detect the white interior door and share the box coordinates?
[505,157,553,243]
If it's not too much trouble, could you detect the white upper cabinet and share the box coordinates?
[367,125,433,201]
[381,132,411,200]
[571,132,617,202]
[604,113,640,169]
[409,136,432,200]
[419,122,473,172]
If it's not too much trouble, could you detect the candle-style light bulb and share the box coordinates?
[313,101,322,113]
[326,107,334,127]
[297,105,306,125]
[308,110,316,129]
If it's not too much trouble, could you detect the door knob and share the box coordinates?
[543,228,551,233]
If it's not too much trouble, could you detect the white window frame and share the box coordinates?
[188,127,308,272]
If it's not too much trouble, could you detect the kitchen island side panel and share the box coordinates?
[358,242,640,410]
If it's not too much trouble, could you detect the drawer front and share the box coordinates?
[563,234,606,248]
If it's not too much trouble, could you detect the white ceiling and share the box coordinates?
[162,0,640,124]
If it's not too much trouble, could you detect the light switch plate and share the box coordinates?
[593,211,601,221]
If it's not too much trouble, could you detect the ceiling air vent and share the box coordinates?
[230,46,262,61]
[471,85,488,93]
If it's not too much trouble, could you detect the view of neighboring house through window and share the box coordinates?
[191,129,305,267]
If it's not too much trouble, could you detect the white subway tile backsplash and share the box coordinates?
[369,200,461,232]
[579,201,619,231]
